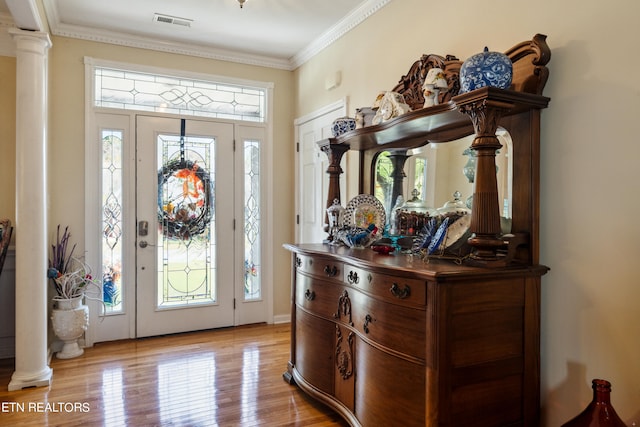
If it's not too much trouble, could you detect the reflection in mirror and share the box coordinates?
[495,128,513,222]
[373,129,513,233]
[373,151,393,215]
[373,151,427,219]
[409,135,475,211]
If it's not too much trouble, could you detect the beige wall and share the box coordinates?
[0,56,16,231]
[44,36,295,318]
[294,0,640,425]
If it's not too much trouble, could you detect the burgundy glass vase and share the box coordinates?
[561,379,627,426]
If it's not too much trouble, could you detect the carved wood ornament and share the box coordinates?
[391,54,462,110]
[391,33,550,110]
[333,290,353,326]
[335,326,354,380]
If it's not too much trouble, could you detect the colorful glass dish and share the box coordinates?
[344,194,386,233]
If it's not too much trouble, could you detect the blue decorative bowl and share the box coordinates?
[460,47,513,93]
[331,117,357,137]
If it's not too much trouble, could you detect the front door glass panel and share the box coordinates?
[157,133,217,308]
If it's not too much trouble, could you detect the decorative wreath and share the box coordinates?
[157,159,212,240]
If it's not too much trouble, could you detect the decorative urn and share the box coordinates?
[51,296,89,359]
[459,47,513,93]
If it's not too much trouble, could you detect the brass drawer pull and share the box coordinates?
[295,256,302,268]
[324,265,338,277]
[363,314,374,334]
[304,289,315,301]
[390,283,411,299]
[347,270,359,285]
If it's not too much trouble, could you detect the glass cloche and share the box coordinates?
[390,189,435,236]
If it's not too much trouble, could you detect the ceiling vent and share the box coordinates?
[153,13,193,28]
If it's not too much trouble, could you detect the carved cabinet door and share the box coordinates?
[354,339,426,426]
[294,308,335,394]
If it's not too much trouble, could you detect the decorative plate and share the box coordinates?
[344,194,386,233]
[442,215,471,249]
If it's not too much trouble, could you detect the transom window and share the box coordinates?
[93,67,266,122]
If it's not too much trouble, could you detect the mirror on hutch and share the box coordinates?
[374,130,513,240]
[285,34,551,426]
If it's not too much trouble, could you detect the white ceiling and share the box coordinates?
[1,0,391,70]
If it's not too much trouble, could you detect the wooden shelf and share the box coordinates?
[320,88,550,153]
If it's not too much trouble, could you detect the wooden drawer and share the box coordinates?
[343,265,426,308]
[297,272,426,361]
[350,290,426,361]
[295,254,344,282]
[296,273,350,324]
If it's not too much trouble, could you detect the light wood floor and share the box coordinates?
[0,323,348,427]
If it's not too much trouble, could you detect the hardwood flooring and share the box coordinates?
[0,323,348,427]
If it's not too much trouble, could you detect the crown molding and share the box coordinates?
[32,0,392,70]
[49,21,293,70]
[290,0,392,69]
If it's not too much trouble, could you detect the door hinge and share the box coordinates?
[233,140,236,151]
[296,142,299,152]
[296,214,300,225]
[233,298,236,309]
[233,219,236,230]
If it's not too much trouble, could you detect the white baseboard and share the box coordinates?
[272,314,291,324]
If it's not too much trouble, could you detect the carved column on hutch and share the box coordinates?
[317,140,350,232]
[454,89,515,261]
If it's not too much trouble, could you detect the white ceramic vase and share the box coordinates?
[51,295,89,359]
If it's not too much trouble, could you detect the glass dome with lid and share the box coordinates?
[391,189,435,236]
[436,191,471,218]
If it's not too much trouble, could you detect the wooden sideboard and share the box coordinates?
[284,34,552,426]
[284,244,547,426]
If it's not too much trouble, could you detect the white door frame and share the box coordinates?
[294,98,349,243]
[84,112,273,345]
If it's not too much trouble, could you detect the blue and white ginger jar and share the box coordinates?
[459,47,513,93]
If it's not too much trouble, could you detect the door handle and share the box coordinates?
[139,240,149,248]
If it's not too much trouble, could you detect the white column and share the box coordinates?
[8,29,52,391]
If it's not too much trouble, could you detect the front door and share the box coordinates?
[136,116,235,337]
